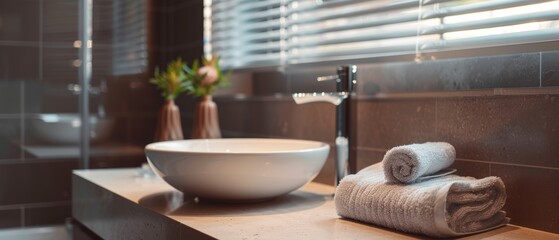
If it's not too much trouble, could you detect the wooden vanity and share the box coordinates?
[72,168,559,240]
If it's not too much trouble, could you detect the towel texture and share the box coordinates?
[335,163,508,238]
[383,142,456,184]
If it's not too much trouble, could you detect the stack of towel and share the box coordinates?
[335,142,508,238]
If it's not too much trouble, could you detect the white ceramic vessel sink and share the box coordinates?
[145,138,330,201]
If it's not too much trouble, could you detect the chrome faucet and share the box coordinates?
[292,65,357,186]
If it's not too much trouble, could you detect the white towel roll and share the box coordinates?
[335,163,508,238]
[383,142,456,184]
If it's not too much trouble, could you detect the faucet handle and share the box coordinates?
[317,75,339,82]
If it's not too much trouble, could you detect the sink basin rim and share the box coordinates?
[145,138,329,155]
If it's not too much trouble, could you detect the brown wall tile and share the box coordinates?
[0,81,21,114]
[542,51,559,87]
[355,148,384,171]
[253,71,288,96]
[217,98,336,143]
[0,119,21,160]
[0,46,39,81]
[126,116,158,146]
[436,95,559,168]
[490,164,559,233]
[0,160,77,205]
[357,99,437,150]
[90,155,144,169]
[312,146,336,186]
[0,209,21,228]
[357,53,540,96]
[24,203,71,227]
[287,65,338,94]
[451,160,491,179]
[0,0,40,42]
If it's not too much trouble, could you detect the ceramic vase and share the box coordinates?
[192,95,221,139]
[154,100,184,141]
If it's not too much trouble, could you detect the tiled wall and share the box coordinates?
[0,0,78,228]
[0,0,205,228]
[214,50,559,233]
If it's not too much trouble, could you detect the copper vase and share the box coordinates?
[154,100,184,141]
[192,95,221,139]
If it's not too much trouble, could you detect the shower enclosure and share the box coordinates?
[0,0,152,228]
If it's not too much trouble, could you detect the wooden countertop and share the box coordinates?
[72,168,559,240]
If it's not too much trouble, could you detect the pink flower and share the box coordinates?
[197,66,218,85]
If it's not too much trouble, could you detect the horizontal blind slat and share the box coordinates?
[421,28,559,50]
[423,0,551,19]
[288,28,419,47]
[287,14,418,37]
[422,10,559,35]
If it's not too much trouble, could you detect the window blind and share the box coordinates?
[209,0,286,69]
[112,0,148,75]
[208,0,559,69]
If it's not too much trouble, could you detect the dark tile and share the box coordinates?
[35,92,79,113]
[91,0,114,47]
[312,145,335,186]
[491,164,559,233]
[0,208,21,228]
[358,53,540,95]
[287,65,338,94]
[359,61,440,93]
[541,51,559,87]
[356,148,384,171]
[0,118,21,160]
[285,101,335,142]
[436,95,559,168]
[0,0,40,42]
[0,46,39,81]
[217,98,335,142]
[97,116,127,145]
[438,53,540,89]
[90,154,144,169]
[127,116,158,146]
[42,0,79,43]
[153,1,203,49]
[356,63,382,96]
[451,160,491,179]
[105,76,161,115]
[24,203,71,227]
[253,71,289,96]
[42,47,79,85]
[0,81,21,114]
[357,98,437,150]
[215,98,252,134]
[0,160,77,205]
[23,80,43,114]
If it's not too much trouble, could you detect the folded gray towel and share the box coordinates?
[335,163,508,238]
[383,142,456,184]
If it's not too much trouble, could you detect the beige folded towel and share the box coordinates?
[335,163,508,238]
[383,142,456,184]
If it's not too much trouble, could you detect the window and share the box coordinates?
[112,0,148,75]
[207,0,559,69]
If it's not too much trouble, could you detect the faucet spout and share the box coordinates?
[292,92,348,106]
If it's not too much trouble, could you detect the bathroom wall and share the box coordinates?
[0,0,80,228]
[214,50,559,234]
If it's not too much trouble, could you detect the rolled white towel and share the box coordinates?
[383,142,456,184]
[335,163,508,238]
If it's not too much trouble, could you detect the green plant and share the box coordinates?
[184,55,231,97]
[149,58,189,100]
